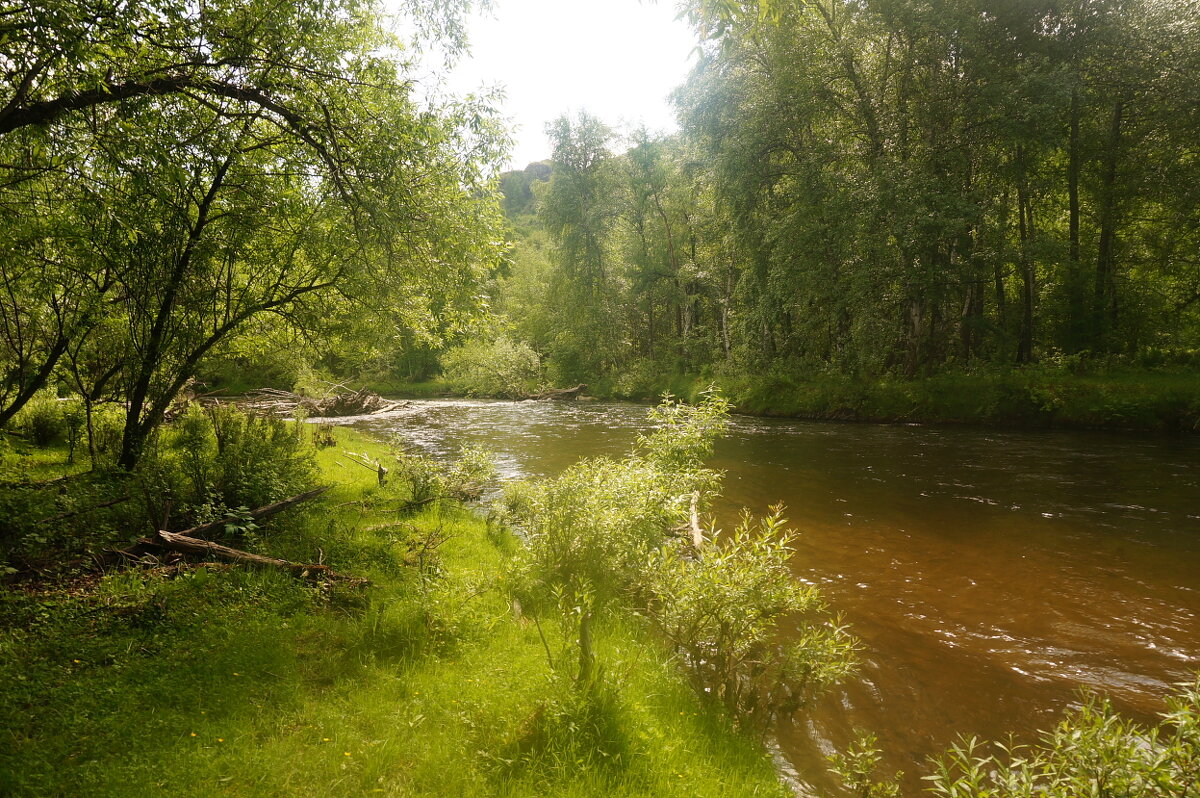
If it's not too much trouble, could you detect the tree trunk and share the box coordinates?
[0,333,70,428]
[1093,101,1124,350]
[1066,85,1085,351]
[1016,152,1036,364]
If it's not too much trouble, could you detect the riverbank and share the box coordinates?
[0,427,790,797]
[379,367,1200,434]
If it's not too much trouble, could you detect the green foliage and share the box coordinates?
[637,391,729,472]
[138,405,316,530]
[648,507,857,725]
[828,733,902,798]
[10,390,69,447]
[925,679,1200,796]
[504,393,855,719]
[508,395,728,612]
[441,335,543,398]
[390,444,497,505]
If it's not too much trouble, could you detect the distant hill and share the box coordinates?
[498,160,552,217]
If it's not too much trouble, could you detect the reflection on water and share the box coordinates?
[332,399,1200,792]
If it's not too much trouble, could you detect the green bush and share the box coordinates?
[389,444,497,505]
[507,394,728,615]
[441,335,543,398]
[926,679,1200,796]
[137,405,316,531]
[504,393,857,717]
[835,677,1200,797]
[649,507,857,726]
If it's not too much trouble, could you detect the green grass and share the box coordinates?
[0,426,790,797]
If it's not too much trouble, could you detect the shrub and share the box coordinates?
[925,679,1200,796]
[137,405,317,531]
[508,394,727,613]
[648,507,858,726]
[504,394,728,685]
[441,335,543,398]
[504,392,856,716]
[390,444,497,506]
[836,677,1200,797]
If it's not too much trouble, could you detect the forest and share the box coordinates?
[1,0,1198,796]
[445,0,1200,430]
[503,0,1200,374]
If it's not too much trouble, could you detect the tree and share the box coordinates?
[0,0,506,466]
[537,112,624,381]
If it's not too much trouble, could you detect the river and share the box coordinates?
[333,398,1200,793]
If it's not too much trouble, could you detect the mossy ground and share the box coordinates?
[0,427,789,797]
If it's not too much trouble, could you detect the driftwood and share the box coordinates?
[202,388,408,418]
[175,486,330,540]
[529,384,588,401]
[671,491,705,551]
[312,387,406,416]
[258,388,405,416]
[343,451,388,485]
[153,530,367,584]
[96,486,365,585]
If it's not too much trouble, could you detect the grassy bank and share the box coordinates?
[0,427,790,797]
[554,367,1200,434]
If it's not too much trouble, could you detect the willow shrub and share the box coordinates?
[924,679,1200,797]
[506,392,856,724]
[506,394,728,617]
[832,677,1200,796]
[649,507,857,727]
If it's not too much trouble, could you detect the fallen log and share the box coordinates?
[154,530,367,584]
[177,486,330,540]
[529,383,588,401]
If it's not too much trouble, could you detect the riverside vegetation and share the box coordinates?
[3,395,1199,796]
[1,398,804,796]
[3,0,1199,794]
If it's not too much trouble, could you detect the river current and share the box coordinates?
[328,398,1200,793]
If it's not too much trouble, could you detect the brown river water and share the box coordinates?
[338,399,1200,794]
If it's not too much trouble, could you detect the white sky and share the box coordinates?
[415,0,699,169]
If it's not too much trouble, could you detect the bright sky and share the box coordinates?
[419,0,699,169]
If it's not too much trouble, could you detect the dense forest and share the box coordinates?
[476,0,1200,406]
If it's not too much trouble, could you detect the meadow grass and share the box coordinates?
[0,426,789,797]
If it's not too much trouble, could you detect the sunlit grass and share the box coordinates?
[0,425,788,797]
